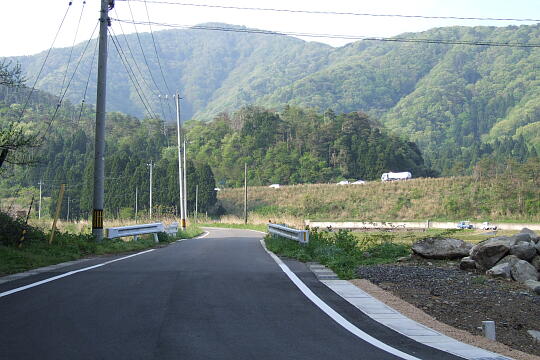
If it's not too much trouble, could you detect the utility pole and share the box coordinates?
[135,186,138,222]
[244,163,248,224]
[147,161,153,219]
[175,92,185,229]
[92,0,113,241]
[183,139,187,229]
[38,180,43,219]
[67,196,70,222]
[195,184,198,222]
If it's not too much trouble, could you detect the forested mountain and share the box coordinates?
[0,82,434,219]
[8,23,540,173]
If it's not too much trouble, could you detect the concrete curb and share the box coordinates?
[309,263,512,360]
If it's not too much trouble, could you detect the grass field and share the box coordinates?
[218,176,540,224]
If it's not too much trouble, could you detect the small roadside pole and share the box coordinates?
[18,195,35,248]
[195,184,198,222]
[49,184,65,245]
[244,163,248,224]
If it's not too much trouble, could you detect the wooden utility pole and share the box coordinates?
[175,92,185,229]
[147,161,153,219]
[92,0,112,241]
[244,163,248,224]
[49,184,65,245]
[195,184,198,222]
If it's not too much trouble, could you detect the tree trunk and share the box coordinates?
[0,148,8,168]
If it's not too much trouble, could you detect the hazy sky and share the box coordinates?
[1,0,539,57]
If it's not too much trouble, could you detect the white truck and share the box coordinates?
[381,172,412,182]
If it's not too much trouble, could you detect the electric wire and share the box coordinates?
[18,1,74,121]
[113,19,540,48]
[112,7,160,99]
[121,0,540,23]
[143,0,175,123]
[108,27,160,120]
[58,0,87,100]
[77,34,99,124]
[39,21,100,142]
[125,0,166,99]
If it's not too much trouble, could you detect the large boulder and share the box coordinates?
[459,256,477,271]
[509,242,537,261]
[470,237,513,270]
[496,254,520,266]
[519,228,539,243]
[508,233,532,244]
[524,280,540,295]
[532,256,540,271]
[412,238,473,259]
[536,241,540,254]
[511,260,539,283]
[486,263,512,279]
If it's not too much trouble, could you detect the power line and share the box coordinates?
[112,7,160,98]
[122,0,540,23]
[142,0,175,123]
[108,27,160,120]
[77,35,99,124]
[125,0,165,97]
[113,19,540,48]
[58,0,88,100]
[39,21,100,142]
[19,1,74,121]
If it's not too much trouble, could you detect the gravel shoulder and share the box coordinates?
[354,259,540,360]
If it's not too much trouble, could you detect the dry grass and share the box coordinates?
[218,177,540,223]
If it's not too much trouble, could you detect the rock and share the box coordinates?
[470,238,512,270]
[496,255,520,266]
[412,237,473,259]
[460,256,477,271]
[520,228,539,243]
[397,255,412,262]
[510,233,533,243]
[525,280,540,295]
[531,256,540,271]
[536,241,540,254]
[528,329,540,344]
[509,242,537,261]
[486,263,512,279]
[511,260,539,283]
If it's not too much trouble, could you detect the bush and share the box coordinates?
[265,227,411,279]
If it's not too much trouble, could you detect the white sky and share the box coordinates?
[1,0,539,57]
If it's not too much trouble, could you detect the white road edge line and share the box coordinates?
[260,239,422,360]
[0,249,156,298]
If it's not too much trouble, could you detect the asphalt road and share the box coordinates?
[0,228,463,360]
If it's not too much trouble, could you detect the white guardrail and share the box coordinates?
[106,222,178,243]
[268,223,309,244]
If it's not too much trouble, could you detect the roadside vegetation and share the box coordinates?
[265,229,410,279]
[0,211,201,276]
[265,227,515,279]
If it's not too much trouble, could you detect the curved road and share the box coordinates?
[0,228,463,360]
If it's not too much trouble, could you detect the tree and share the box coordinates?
[0,61,33,171]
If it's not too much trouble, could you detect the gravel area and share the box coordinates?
[356,260,540,358]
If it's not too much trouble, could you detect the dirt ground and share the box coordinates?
[355,258,540,358]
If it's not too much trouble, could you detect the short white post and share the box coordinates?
[482,321,496,341]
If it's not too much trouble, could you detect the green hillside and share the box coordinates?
[9,23,540,174]
[218,159,540,223]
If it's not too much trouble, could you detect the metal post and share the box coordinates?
[148,161,153,219]
[195,184,198,222]
[92,0,111,241]
[38,180,42,219]
[135,186,138,222]
[183,139,187,229]
[175,92,185,229]
[244,163,247,224]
